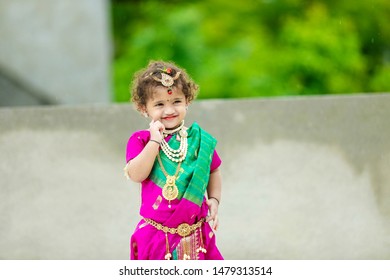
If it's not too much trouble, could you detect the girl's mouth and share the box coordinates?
[163,115,177,121]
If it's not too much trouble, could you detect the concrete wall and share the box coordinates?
[0,0,111,106]
[1,94,390,259]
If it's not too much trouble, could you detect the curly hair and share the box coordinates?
[130,60,199,112]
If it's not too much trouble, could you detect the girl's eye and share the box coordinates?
[174,100,182,104]
[155,103,163,107]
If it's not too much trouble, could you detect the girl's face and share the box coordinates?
[144,86,188,129]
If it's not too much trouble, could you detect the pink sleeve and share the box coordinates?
[126,130,150,163]
[210,150,222,172]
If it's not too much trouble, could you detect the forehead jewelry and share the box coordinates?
[150,68,181,95]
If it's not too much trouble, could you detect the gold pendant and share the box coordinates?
[162,175,179,202]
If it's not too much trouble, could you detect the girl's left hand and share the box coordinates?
[206,198,219,230]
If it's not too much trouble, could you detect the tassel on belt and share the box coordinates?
[143,218,207,260]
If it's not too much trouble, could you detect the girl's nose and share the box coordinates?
[164,105,175,114]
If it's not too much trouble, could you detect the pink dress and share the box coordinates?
[126,123,223,260]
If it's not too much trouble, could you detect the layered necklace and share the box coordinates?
[161,121,188,163]
[158,120,188,207]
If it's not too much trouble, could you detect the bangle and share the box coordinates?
[149,139,161,145]
[209,197,220,205]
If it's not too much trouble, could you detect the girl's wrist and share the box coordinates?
[209,197,220,205]
[149,139,161,145]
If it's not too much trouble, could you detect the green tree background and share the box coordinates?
[111,0,390,102]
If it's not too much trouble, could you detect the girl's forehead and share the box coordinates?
[149,86,185,101]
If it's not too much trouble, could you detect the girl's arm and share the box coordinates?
[125,141,160,183]
[206,168,222,230]
[125,120,164,183]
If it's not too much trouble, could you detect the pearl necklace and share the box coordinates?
[163,120,185,136]
[161,121,188,163]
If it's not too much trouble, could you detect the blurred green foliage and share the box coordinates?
[111,0,390,102]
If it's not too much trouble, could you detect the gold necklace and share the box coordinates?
[157,154,181,208]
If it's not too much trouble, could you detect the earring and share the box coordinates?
[142,112,148,118]
[185,106,188,111]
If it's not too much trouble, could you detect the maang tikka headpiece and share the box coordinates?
[150,67,181,94]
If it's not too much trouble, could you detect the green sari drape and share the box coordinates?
[149,122,217,206]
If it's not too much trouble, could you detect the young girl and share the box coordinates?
[124,60,223,260]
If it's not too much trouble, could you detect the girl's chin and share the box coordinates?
[162,120,182,129]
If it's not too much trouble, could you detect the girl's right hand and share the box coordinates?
[149,119,164,143]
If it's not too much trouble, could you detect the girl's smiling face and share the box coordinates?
[144,86,188,129]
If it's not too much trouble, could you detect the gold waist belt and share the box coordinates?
[144,218,205,237]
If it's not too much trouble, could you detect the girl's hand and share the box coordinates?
[206,198,219,230]
[149,119,164,143]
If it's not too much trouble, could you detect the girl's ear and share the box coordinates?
[139,106,148,118]
[142,110,149,118]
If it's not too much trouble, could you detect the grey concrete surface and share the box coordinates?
[1,94,390,259]
[0,0,111,106]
